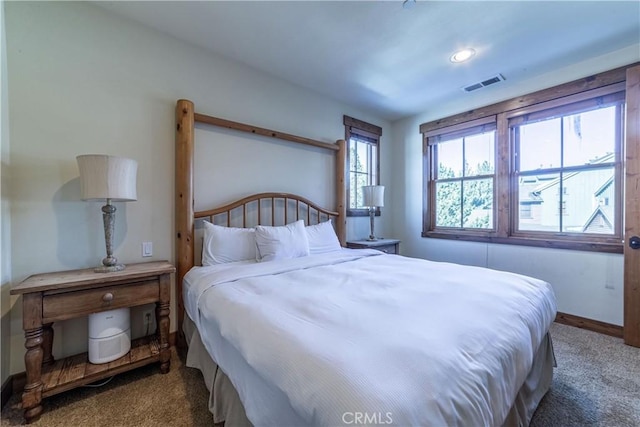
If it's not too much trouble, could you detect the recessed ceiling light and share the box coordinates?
[450,48,476,63]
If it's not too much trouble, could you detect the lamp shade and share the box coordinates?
[362,185,384,208]
[77,155,137,201]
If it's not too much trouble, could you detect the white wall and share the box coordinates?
[5,1,390,375]
[390,45,639,326]
[7,0,632,381]
[1,0,12,385]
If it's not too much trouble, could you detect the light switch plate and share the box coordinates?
[142,242,153,257]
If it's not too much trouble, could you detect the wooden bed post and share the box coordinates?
[336,139,347,246]
[175,102,346,343]
[176,99,195,348]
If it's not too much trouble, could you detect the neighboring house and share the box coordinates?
[519,153,615,234]
[583,176,615,234]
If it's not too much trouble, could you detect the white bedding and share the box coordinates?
[184,250,557,426]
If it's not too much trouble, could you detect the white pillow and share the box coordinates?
[306,220,341,254]
[202,221,257,266]
[255,220,310,262]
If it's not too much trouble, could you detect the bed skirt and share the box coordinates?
[183,316,555,427]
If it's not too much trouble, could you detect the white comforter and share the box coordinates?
[184,250,557,427]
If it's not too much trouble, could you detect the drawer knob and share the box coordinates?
[102,293,114,303]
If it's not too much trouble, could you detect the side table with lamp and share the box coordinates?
[11,155,174,424]
[346,238,401,254]
[346,185,401,254]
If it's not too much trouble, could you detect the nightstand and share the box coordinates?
[10,261,175,424]
[346,238,400,254]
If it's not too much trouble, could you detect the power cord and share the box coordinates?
[83,376,114,388]
[145,312,151,337]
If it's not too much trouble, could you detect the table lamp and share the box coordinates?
[77,155,137,272]
[362,185,384,241]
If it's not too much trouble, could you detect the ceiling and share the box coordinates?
[96,1,639,121]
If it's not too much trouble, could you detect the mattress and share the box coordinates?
[183,249,557,426]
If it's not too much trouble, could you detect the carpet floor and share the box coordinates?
[2,323,639,426]
[530,323,640,427]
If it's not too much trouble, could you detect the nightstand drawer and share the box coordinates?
[376,244,397,254]
[43,280,159,322]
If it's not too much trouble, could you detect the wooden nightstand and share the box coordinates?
[346,238,400,254]
[10,261,175,424]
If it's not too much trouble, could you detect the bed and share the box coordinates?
[174,99,557,426]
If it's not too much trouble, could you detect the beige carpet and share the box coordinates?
[2,323,639,426]
[530,323,640,427]
[1,347,212,426]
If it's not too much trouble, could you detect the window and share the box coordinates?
[421,69,627,253]
[344,116,382,216]
[426,119,496,231]
[510,93,624,241]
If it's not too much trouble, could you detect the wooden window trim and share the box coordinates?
[419,231,623,253]
[345,115,382,217]
[504,82,626,123]
[344,115,383,136]
[420,63,638,254]
[509,94,624,246]
[424,119,498,235]
[420,64,632,134]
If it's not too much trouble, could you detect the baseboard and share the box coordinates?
[2,331,178,410]
[0,376,9,408]
[2,371,26,409]
[555,312,623,338]
[1,374,16,410]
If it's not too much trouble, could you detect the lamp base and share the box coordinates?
[97,203,124,273]
[367,207,379,242]
[94,264,125,273]
[367,237,379,241]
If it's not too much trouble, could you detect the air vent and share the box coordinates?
[462,74,505,92]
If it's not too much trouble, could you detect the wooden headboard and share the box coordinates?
[175,99,346,344]
[196,192,340,226]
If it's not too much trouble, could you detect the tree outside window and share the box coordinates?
[433,131,495,229]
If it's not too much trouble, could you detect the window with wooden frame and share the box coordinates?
[425,118,497,233]
[510,91,624,244]
[422,69,628,253]
[344,115,382,216]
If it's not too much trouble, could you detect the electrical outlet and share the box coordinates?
[142,310,153,326]
[142,241,153,257]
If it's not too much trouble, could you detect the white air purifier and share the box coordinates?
[88,307,131,364]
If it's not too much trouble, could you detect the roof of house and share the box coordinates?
[532,152,615,195]
[594,176,614,197]
[582,205,614,233]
